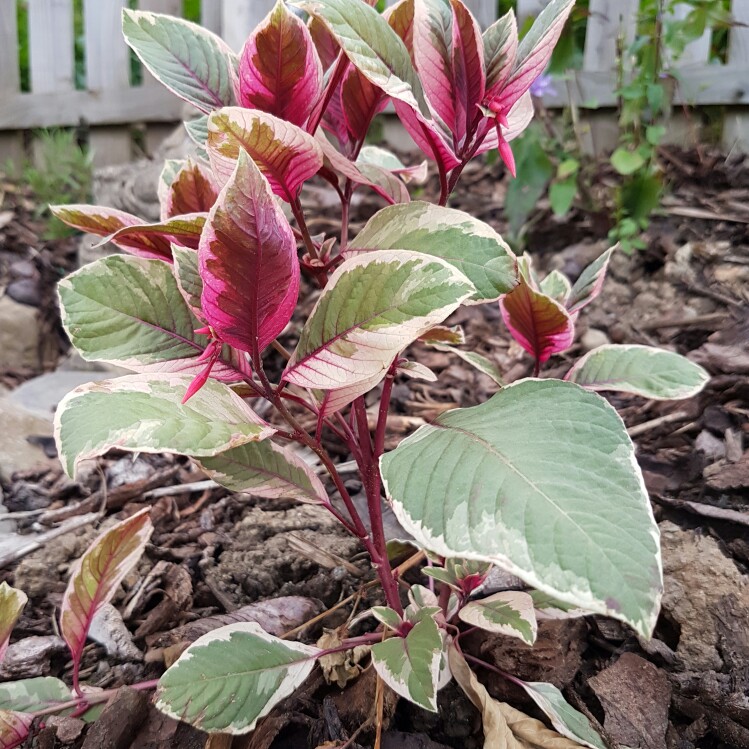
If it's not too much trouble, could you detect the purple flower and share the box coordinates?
[530,73,557,99]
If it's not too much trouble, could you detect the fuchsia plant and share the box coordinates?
[0,0,711,745]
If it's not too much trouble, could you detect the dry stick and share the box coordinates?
[627,410,690,438]
[653,495,749,527]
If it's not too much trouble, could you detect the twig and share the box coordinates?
[143,480,218,499]
[627,410,690,438]
[0,512,101,569]
[640,312,728,331]
[653,495,749,527]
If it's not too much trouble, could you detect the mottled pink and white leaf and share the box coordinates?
[0,584,27,666]
[200,149,299,360]
[566,247,614,314]
[499,275,574,364]
[158,159,218,220]
[60,508,153,687]
[0,711,32,749]
[239,0,323,127]
[207,107,323,200]
[102,213,207,252]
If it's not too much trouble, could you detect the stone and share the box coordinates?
[589,653,671,749]
[581,327,610,352]
[660,521,749,672]
[7,370,113,420]
[81,687,149,749]
[0,295,40,370]
[0,397,54,481]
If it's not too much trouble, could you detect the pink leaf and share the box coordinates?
[386,0,415,52]
[321,81,352,153]
[238,0,323,127]
[199,149,299,361]
[159,159,219,220]
[450,0,485,147]
[393,100,460,170]
[493,0,574,113]
[413,0,455,131]
[499,275,574,364]
[473,91,534,155]
[483,9,518,99]
[566,247,614,315]
[316,133,410,204]
[341,67,387,145]
[102,213,208,252]
[207,107,323,201]
[60,508,153,692]
[50,205,173,261]
[0,711,33,749]
[309,16,340,71]
[0,584,27,666]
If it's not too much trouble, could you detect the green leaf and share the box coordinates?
[185,115,209,147]
[371,615,444,712]
[171,244,203,317]
[530,590,589,619]
[506,128,553,238]
[0,677,72,713]
[539,270,571,303]
[381,379,662,638]
[58,255,236,377]
[55,374,274,478]
[349,202,517,302]
[122,9,237,114]
[432,345,504,387]
[297,0,428,115]
[199,441,327,503]
[372,606,402,631]
[458,591,537,645]
[284,250,474,390]
[610,147,645,176]
[157,622,318,734]
[566,344,709,400]
[557,158,580,179]
[0,584,27,665]
[549,177,576,217]
[518,680,606,749]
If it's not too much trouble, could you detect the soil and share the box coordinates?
[1,144,748,749]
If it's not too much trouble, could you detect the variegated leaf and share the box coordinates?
[371,615,443,712]
[199,441,327,503]
[349,202,517,303]
[357,146,428,183]
[450,0,485,146]
[493,0,574,112]
[458,591,537,644]
[158,159,218,220]
[381,378,663,638]
[317,132,409,204]
[518,680,606,749]
[539,269,572,304]
[171,244,203,318]
[432,345,503,386]
[156,622,318,734]
[499,275,574,364]
[200,149,299,360]
[530,590,590,620]
[341,67,387,144]
[50,205,172,261]
[58,255,241,381]
[54,374,273,478]
[122,10,237,114]
[239,0,323,127]
[0,585,27,665]
[103,213,207,251]
[0,711,32,749]
[566,345,710,400]
[0,678,72,713]
[299,0,428,115]
[207,107,323,199]
[60,509,153,686]
[566,247,614,314]
[483,9,518,98]
[284,250,474,390]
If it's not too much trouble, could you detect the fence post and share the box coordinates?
[723,1,749,152]
[85,0,132,166]
[0,3,24,166]
[220,0,275,53]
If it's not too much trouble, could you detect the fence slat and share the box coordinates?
[0,1,24,165]
[220,0,274,53]
[516,0,546,26]
[28,0,75,94]
[85,0,132,166]
[464,0,495,29]
[201,1,222,34]
[583,0,638,72]
[722,0,749,151]
[669,3,711,67]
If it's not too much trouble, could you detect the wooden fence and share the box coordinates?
[1,0,749,167]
